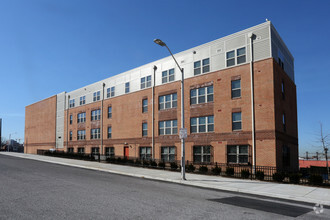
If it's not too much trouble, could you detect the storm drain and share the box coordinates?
[208,196,311,217]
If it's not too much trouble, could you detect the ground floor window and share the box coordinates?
[91,147,99,155]
[227,145,249,163]
[77,147,85,154]
[105,147,115,158]
[193,146,211,163]
[161,146,175,162]
[67,147,74,153]
[140,147,151,160]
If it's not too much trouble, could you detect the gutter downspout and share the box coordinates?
[101,83,105,156]
[152,66,157,160]
[248,33,256,174]
[66,94,70,152]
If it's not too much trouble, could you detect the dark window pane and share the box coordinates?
[239,155,248,163]
[227,58,235,67]
[233,122,242,130]
[207,94,213,102]
[199,125,206,132]
[228,155,237,163]
[191,126,197,133]
[237,47,245,56]
[227,51,235,59]
[194,61,201,68]
[191,97,197,105]
[194,68,201,75]
[202,65,209,73]
[232,89,241,98]
[208,124,214,132]
[237,55,246,64]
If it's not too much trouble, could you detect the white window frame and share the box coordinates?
[91,128,100,139]
[77,147,85,154]
[107,126,112,139]
[162,68,175,84]
[226,47,246,67]
[194,58,210,75]
[91,147,99,154]
[161,146,176,162]
[159,120,177,135]
[190,116,214,133]
[93,91,100,102]
[142,99,148,113]
[105,147,115,157]
[193,145,211,163]
[79,96,85,105]
[231,79,241,99]
[77,130,86,140]
[107,86,115,98]
[142,122,148,136]
[232,112,242,131]
[227,145,249,164]
[108,107,112,118]
[139,147,151,160]
[159,93,177,110]
[77,112,86,123]
[125,82,130,94]
[190,85,213,105]
[69,99,75,108]
[141,75,152,89]
[91,109,101,121]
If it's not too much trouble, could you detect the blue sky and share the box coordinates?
[0,0,329,154]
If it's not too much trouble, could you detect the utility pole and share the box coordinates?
[320,123,329,177]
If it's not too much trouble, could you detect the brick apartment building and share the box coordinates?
[25,21,298,171]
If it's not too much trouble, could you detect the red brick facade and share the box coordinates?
[24,58,298,170]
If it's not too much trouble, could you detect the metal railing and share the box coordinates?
[36,149,329,186]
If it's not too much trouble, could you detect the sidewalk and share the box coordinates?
[2,152,330,206]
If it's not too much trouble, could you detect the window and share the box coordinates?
[68,147,74,153]
[142,123,148,136]
[232,112,242,131]
[105,147,115,157]
[107,86,115,98]
[125,82,130,93]
[159,93,177,110]
[77,147,85,154]
[69,131,72,141]
[282,145,290,167]
[226,47,246,67]
[140,147,151,160]
[77,130,86,140]
[282,113,286,132]
[190,85,213,105]
[77,112,86,123]
[162,68,175,84]
[141,75,152,89]
[91,128,100,139]
[91,147,99,155]
[142,99,148,113]
[79,96,86,105]
[227,145,249,163]
[161,146,175,162]
[69,115,73,124]
[193,146,211,163]
[159,120,177,135]
[231,79,241,98]
[281,80,285,100]
[91,109,101,121]
[194,58,210,75]
[93,91,100,102]
[107,126,112,139]
[190,116,214,133]
[108,107,112,118]
[69,99,75,108]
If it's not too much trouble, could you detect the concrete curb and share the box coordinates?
[2,152,329,206]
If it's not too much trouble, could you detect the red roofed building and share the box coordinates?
[299,160,328,168]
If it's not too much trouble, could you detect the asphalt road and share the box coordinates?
[0,154,328,220]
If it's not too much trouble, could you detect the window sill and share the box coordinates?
[231,97,241,100]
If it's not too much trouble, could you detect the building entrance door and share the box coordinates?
[124,146,129,159]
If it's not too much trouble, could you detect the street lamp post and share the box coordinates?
[154,39,186,180]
